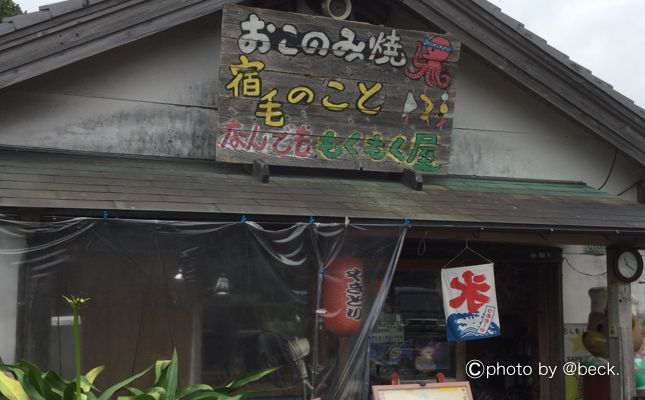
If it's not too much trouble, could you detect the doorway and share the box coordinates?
[369,241,564,400]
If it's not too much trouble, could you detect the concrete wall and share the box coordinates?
[451,51,644,200]
[0,13,220,159]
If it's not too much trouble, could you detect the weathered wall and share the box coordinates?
[451,50,643,199]
[0,9,641,198]
[386,5,644,200]
[0,13,220,159]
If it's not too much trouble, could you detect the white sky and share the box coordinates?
[15,0,645,107]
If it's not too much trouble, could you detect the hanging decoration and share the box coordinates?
[441,263,500,341]
[323,256,364,335]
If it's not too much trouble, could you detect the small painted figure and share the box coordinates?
[404,36,453,89]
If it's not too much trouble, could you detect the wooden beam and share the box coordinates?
[637,181,645,204]
[252,159,270,183]
[402,168,423,191]
[537,260,564,400]
[606,248,635,400]
[406,228,645,248]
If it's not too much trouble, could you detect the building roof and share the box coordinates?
[1,0,644,167]
[1,148,644,232]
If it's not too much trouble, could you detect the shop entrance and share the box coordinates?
[369,241,564,400]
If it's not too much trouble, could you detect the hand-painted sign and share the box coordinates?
[217,5,460,173]
[441,264,500,341]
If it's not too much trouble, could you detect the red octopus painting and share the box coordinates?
[404,36,453,89]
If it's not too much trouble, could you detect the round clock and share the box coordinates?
[613,249,644,282]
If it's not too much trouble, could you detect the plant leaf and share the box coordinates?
[176,384,213,398]
[190,393,242,400]
[10,362,48,400]
[161,349,178,400]
[97,365,153,400]
[219,367,280,391]
[80,366,105,393]
[0,371,29,400]
[126,387,144,396]
[133,395,156,400]
[85,366,105,386]
[117,395,156,400]
[139,386,165,400]
[153,361,170,385]
[43,370,71,390]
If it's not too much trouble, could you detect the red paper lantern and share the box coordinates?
[323,256,364,335]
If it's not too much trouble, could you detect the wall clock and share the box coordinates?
[613,249,644,283]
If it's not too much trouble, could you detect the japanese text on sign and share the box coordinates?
[217,5,460,173]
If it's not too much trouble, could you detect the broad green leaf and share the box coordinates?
[86,392,99,400]
[190,392,242,400]
[190,393,242,400]
[15,360,51,399]
[43,369,71,391]
[81,366,105,393]
[161,349,178,400]
[43,370,72,399]
[97,365,153,400]
[235,385,297,400]
[8,362,47,400]
[0,371,29,400]
[143,386,165,399]
[62,381,77,400]
[117,396,155,400]
[176,384,213,398]
[220,367,280,391]
[126,387,144,396]
[132,395,156,400]
[85,366,105,386]
[153,361,170,384]
[63,383,88,400]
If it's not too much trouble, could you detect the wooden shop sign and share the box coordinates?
[217,4,460,173]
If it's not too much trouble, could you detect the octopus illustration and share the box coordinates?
[404,36,453,89]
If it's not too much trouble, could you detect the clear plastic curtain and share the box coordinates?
[0,217,406,400]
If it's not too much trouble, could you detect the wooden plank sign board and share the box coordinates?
[217,5,460,173]
[372,383,473,400]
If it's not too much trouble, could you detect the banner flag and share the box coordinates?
[441,263,501,341]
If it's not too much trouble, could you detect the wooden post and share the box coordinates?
[607,248,635,400]
[537,261,565,400]
[402,169,423,191]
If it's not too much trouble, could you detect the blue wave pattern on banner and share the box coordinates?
[446,311,501,341]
